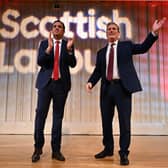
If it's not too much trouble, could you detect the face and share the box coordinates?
[106,23,120,42]
[52,21,65,39]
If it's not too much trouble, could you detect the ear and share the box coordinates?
[118,32,120,38]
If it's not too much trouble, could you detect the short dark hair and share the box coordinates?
[106,22,120,32]
[52,20,65,31]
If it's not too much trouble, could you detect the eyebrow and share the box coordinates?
[108,27,117,30]
[53,24,63,28]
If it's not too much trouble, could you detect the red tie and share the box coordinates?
[53,41,60,80]
[107,44,114,81]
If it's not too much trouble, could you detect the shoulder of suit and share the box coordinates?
[98,46,106,52]
[41,39,48,43]
[62,38,67,43]
[39,39,48,45]
[38,39,48,48]
[118,40,132,46]
[97,46,107,55]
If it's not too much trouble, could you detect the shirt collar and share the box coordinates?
[108,40,118,47]
[53,38,62,45]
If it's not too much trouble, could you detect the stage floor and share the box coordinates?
[0,135,168,168]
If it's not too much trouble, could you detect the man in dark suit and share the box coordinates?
[32,20,76,163]
[86,17,166,165]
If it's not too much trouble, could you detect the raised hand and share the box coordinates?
[152,17,166,34]
[48,31,53,49]
[45,31,53,54]
[67,36,75,51]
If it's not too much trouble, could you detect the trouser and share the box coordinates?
[100,80,131,155]
[34,79,68,152]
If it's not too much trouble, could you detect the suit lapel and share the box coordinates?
[102,45,108,68]
[101,45,108,79]
[60,40,66,60]
[117,41,122,65]
[117,41,121,56]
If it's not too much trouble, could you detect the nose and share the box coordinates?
[55,27,59,30]
[109,29,114,33]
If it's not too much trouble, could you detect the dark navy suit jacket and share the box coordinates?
[88,33,158,93]
[36,39,76,91]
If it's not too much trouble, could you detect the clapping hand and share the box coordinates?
[67,36,75,51]
[45,31,53,54]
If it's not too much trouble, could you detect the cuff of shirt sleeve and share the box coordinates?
[151,31,158,36]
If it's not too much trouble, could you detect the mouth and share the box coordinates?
[54,29,59,33]
[109,33,115,36]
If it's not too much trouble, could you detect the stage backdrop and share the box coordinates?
[0,0,168,135]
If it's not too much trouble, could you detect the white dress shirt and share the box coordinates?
[52,39,62,78]
[53,38,62,56]
[106,40,120,79]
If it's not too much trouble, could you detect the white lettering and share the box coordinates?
[96,16,111,39]
[60,12,74,38]
[84,49,94,73]
[70,49,83,74]
[0,8,132,40]
[0,8,133,74]
[0,9,20,39]
[0,42,14,73]
[20,16,40,39]
[76,11,88,39]
[112,9,132,38]
[39,16,57,38]
[14,49,37,73]
[88,9,96,38]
